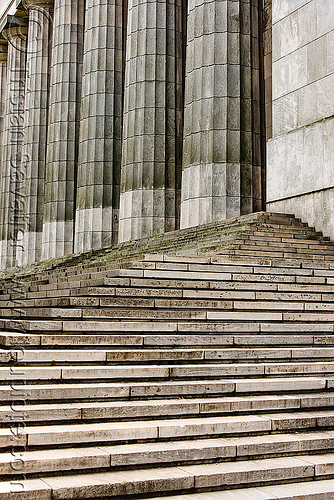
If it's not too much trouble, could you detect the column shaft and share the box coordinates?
[74,0,127,253]
[0,27,27,269]
[18,1,53,266]
[0,42,8,269]
[42,0,84,259]
[180,0,263,228]
[118,0,184,242]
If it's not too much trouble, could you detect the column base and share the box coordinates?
[118,189,168,243]
[74,207,114,253]
[180,162,241,229]
[0,239,16,270]
[15,231,42,267]
[42,220,74,260]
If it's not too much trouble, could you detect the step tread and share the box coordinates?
[3,431,334,475]
[3,411,334,445]
[0,454,332,498]
[148,478,334,499]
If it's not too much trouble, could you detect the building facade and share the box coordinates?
[0,0,331,270]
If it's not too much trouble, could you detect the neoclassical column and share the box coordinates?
[42,0,84,259]
[16,0,53,267]
[180,0,263,228]
[118,0,184,242]
[0,23,28,270]
[74,0,127,253]
[0,39,8,269]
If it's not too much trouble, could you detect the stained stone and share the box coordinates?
[74,0,126,253]
[0,41,7,270]
[118,0,185,242]
[17,0,53,267]
[180,0,263,229]
[0,23,27,269]
[42,0,84,259]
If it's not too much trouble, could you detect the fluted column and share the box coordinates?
[74,0,127,253]
[0,40,8,269]
[118,0,184,242]
[16,0,53,267]
[180,0,263,228]
[42,0,84,259]
[0,25,28,269]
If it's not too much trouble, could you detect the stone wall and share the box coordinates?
[267,0,334,239]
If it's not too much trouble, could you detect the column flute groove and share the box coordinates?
[0,39,8,269]
[42,0,84,260]
[180,0,263,229]
[0,20,28,269]
[74,0,127,253]
[17,0,53,267]
[119,0,184,243]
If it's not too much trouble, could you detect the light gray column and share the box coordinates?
[16,0,53,267]
[0,25,28,270]
[74,0,127,253]
[118,0,184,242]
[0,40,8,269]
[180,0,263,228]
[42,0,84,259]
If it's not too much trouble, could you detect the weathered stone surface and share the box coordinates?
[0,25,27,269]
[180,0,263,229]
[119,0,184,242]
[75,0,126,252]
[1,214,334,499]
[268,0,334,240]
[0,479,51,500]
[17,1,53,267]
[42,0,84,259]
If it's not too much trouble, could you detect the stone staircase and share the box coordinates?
[1,212,334,499]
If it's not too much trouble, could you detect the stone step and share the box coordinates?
[18,277,334,301]
[230,241,334,256]
[3,332,334,348]
[15,250,332,293]
[5,319,334,334]
[148,479,334,500]
[49,261,314,281]
[8,264,334,297]
[100,278,334,294]
[0,454,333,499]
[3,411,334,450]
[244,233,331,245]
[57,267,334,285]
[2,362,334,382]
[2,431,334,477]
[1,395,334,423]
[0,377,328,402]
[4,347,334,364]
[0,414,273,449]
[4,296,334,314]
[4,306,334,322]
[3,294,331,310]
[228,249,334,261]
[50,288,329,303]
